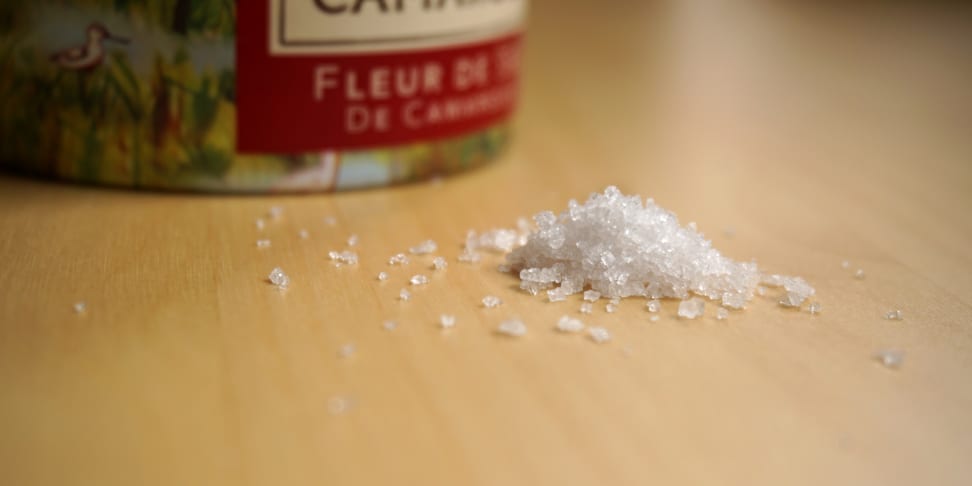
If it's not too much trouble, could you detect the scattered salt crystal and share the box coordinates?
[884,309,903,321]
[432,257,448,270]
[649,315,660,322]
[580,302,593,314]
[874,349,904,369]
[716,307,729,320]
[347,234,359,246]
[256,239,271,248]
[327,396,352,415]
[268,206,283,220]
[409,239,438,255]
[439,314,456,329]
[466,229,519,253]
[841,260,851,269]
[605,303,617,313]
[583,290,601,302]
[457,250,481,263]
[410,274,429,285]
[382,320,398,331]
[646,300,661,313]
[756,286,767,296]
[482,295,502,308]
[388,253,410,265]
[588,326,611,343]
[329,250,359,265]
[399,289,411,301]
[377,272,389,281]
[609,297,620,305]
[677,298,705,319]
[854,269,866,279]
[298,229,310,239]
[808,302,822,315]
[73,301,87,314]
[268,267,290,289]
[338,343,356,358]
[497,318,527,337]
[323,216,337,226]
[556,315,585,333]
[547,287,568,302]
[255,218,266,231]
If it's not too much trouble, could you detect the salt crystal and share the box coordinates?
[439,314,456,329]
[256,239,271,249]
[841,260,851,269]
[677,298,705,319]
[505,187,783,308]
[388,253,410,265]
[547,287,568,302]
[808,302,822,315]
[399,289,411,301]
[605,303,617,313]
[347,234,359,246]
[874,349,904,369]
[327,396,352,415]
[756,286,767,296]
[884,309,903,321]
[432,257,448,270]
[328,250,358,265]
[410,274,429,285]
[482,295,502,308]
[583,290,601,302]
[382,320,398,331]
[646,299,661,313]
[497,318,527,337]
[457,250,481,263]
[466,229,519,253]
[338,343,356,358]
[716,307,729,320]
[409,239,438,255]
[377,272,389,281]
[268,206,283,220]
[588,326,611,343]
[268,267,289,288]
[854,269,866,279]
[580,302,593,314]
[556,315,585,333]
[73,301,87,314]
[298,229,310,239]
[609,297,620,305]
[323,216,337,226]
[255,218,266,231]
[649,315,660,322]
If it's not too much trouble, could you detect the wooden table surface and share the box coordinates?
[2,2,971,485]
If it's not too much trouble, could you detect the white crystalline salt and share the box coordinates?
[605,303,617,313]
[255,218,266,231]
[73,301,87,314]
[268,267,289,288]
[763,274,815,308]
[409,240,438,255]
[808,302,822,315]
[382,320,398,331]
[716,307,729,320]
[432,257,448,270]
[329,250,358,265]
[410,274,429,285]
[347,234,359,246]
[649,315,660,322]
[580,302,593,314]
[388,253,410,265]
[399,289,411,301]
[646,300,661,313]
[457,250,481,263]
[756,286,767,296]
[482,295,502,308]
[841,260,851,269]
[874,349,904,369]
[338,343,356,358]
[466,229,519,253]
[439,314,456,329]
[497,318,527,337]
[298,229,310,239]
[588,326,611,343]
[256,239,271,249]
[377,272,389,281]
[583,290,601,302]
[885,309,903,321]
[505,186,792,309]
[556,315,585,333]
[268,206,283,220]
[677,298,705,319]
[854,269,866,279]
[547,287,568,302]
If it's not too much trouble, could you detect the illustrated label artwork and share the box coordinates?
[237,0,525,152]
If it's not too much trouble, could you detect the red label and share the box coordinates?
[236,4,522,153]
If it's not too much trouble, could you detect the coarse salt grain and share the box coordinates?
[497,318,527,337]
[399,289,411,301]
[716,307,729,320]
[347,234,359,246]
[854,269,866,279]
[268,206,283,220]
[885,309,903,321]
[556,315,585,333]
[377,272,389,281]
[874,349,904,369]
[268,267,289,289]
[646,300,661,313]
[255,218,266,231]
[605,303,617,313]
[432,257,448,270]
[841,260,851,269]
[457,250,481,263]
[329,250,359,265]
[383,320,398,331]
[388,253,410,265]
[298,229,310,239]
[327,396,352,415]
[409,240,438,255]
[583,290,601,302]
[547,287,568,302]
[808,302,822,315]
[439,314,456,329]
[256,239,271,248]
[410,274,429,285]
[677,298,705,319]
[580,302,593,314]
[482,295,502,308]
[649,315,660,322]
[588,326,611,343]
[73,301,87,314]
[338,343,356,358]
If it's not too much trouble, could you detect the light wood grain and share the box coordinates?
[2,1,972,485]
